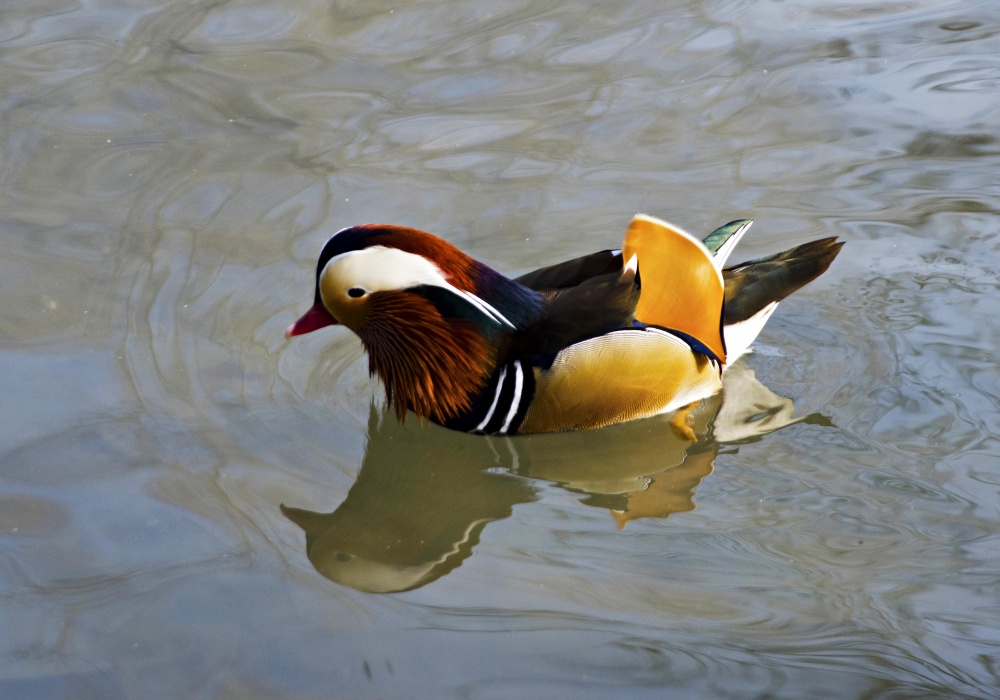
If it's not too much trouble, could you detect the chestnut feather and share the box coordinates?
[358,290,496,423]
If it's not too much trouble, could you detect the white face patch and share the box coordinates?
[322,246,449,296]
[319,246,515,328]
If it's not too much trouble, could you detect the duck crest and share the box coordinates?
[359,289,498,423]
[320,224,479,293]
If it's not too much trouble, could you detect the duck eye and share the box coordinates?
[347,287,366,299]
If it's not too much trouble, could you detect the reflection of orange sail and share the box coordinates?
[611,450,715,529]
[608,362,809,528]
[516,362,811,529]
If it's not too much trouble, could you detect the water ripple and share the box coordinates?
[3,0,1000,696]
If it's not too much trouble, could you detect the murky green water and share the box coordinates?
[3,0,999,697]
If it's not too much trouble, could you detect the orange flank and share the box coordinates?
[622,214,726,362]
[518,328,721,433]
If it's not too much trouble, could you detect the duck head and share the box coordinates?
[286,225,545,423]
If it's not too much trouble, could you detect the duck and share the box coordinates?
[286,214,842,436]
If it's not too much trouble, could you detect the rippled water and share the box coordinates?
[3,0,1000,697]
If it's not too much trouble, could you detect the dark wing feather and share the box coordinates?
[514,250,623,291]
[512,266,640,366]
[723,237,843,324]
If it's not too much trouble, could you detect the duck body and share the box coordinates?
[287,215,842,435]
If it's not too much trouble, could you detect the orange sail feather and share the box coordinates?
[622,214,726,362]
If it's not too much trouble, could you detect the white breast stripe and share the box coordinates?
[499,361,524,434]
[474,366,507,432]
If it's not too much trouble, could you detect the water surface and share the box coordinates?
[2,0,999,697]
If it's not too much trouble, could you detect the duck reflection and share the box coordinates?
[281,412,535,594]
[282,363,816,592]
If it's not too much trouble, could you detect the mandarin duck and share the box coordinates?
[286,215,842,435]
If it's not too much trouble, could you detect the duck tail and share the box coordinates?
[722,237,843,361]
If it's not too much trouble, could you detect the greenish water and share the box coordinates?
[2,1,999,697]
